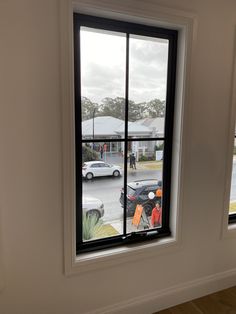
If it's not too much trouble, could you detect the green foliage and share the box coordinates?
[81,97,99,121]
[139,155,148,161]
[155,142,164,151]
[81,96,165,121]
[146,99,165,118]
[83,214,102,241]
[82,145,99,163]
[100,97,125,120]
[139,154,155,161]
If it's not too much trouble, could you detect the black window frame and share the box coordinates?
[74,13,178,254]
[229,134,236,224]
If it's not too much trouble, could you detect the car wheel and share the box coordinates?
[113,170,120,177]
[86,172,93,180]
[143,203,153,216]
[86,210,100,222]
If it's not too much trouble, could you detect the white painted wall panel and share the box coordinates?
[0,0,236,313]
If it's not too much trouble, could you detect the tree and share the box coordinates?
[81,97,99,121]
[82,144,99,163]
[145,99,165,118]
[100,97,145,121]
[100,97,125,120]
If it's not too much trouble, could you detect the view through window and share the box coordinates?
[74,14,178,252]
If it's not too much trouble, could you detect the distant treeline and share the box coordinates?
[82,96,165,121]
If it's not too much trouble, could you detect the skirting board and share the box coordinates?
[85,268,236,314]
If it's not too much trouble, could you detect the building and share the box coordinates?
[82,116,164,158]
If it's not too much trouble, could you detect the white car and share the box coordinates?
[83,195,104,219]
[82,161,122,180]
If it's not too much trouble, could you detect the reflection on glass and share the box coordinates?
[80,27,126,139]
[128,34,168,137]
[126,140,164,233]
[82,142,124,241]
[229,138,236,215]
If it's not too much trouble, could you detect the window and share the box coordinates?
[229,136,236,224]
[74,13,178,253]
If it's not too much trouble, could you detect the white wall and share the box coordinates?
[1,0,236,313]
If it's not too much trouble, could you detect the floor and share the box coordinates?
[156,286,236,314]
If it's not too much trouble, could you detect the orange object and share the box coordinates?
[132,204,143,226]
[151,206,162,227]
[156,188,162,197]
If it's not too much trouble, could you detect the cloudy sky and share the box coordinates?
[80,27,169,104]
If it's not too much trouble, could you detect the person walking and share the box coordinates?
[151,202,162,227]
[131,153,136,170]
[100,145,103,159]
[129,152,133,169]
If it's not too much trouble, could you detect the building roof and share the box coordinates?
[115,122,152,135]
[134,117,165,135]
[82,116,124,137]
[82,116,152,138]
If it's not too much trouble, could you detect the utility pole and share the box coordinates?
[92,108,96,149]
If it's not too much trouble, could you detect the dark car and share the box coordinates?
[119,179,162,217]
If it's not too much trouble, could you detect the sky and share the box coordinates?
[80,27,169,104]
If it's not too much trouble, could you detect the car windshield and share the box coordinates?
[127,186,136,196]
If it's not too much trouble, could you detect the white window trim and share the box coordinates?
[60,0,196,275]
[221,30,236,239]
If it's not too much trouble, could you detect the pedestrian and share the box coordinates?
[131,153,136,170]
[151,201,162,228]
[129,152,133,168]
[100,145,103,159]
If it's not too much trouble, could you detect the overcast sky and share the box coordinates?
[80,27,169,104]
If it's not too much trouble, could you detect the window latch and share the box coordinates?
[124,230,159,243]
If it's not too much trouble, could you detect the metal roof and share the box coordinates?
[82,116,152,137]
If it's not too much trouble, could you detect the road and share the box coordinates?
[83,168,162,222]
[83,161,236,222]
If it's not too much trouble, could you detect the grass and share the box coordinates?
[94,224,119,238]
[229,201,236,213]
[137,160,162,170]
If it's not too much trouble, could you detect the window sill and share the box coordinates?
[227,222,236,236]
[221,218,236,239]
[66,236,179,275]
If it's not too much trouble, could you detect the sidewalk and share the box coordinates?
[102,153,162,171]
[110,217,152,234]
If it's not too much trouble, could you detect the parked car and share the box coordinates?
[82,161,122,180]
[83,195,104,220]
[119,179,162,216]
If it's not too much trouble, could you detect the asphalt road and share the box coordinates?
[83,161,236,222]
[83,168,162,222]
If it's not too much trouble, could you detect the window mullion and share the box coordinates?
[123,33,130,236]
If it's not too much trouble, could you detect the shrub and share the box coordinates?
[139,155,148,161]
[82,145,99,163]
[83,214,102,241]
[155,142,164,151]
[139,154,155,161]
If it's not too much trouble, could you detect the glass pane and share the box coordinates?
[80,27,126,139]
[229,138,236,215]
[128,35,168,138]
[126,140,164,233]
[82,142,124,241]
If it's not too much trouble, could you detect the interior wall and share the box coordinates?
[1,0,236,313]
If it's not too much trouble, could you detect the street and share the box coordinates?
[83,159,236,223]
[83,167,162,222]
